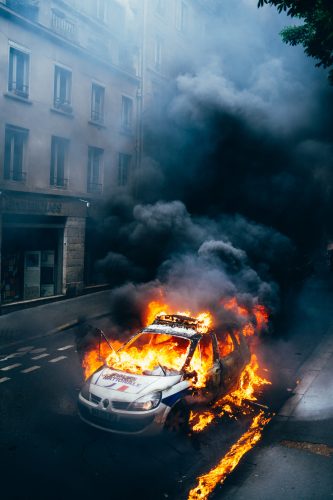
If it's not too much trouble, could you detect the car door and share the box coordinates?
[215,331,243,393]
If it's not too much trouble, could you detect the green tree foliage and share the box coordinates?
[258,1,333,83]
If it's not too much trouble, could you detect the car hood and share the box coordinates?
[92,366,182,396]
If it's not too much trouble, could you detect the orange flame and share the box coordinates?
[188,410,272,500]
[189,354,271,432]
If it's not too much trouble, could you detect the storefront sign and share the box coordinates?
[1,194,87,217]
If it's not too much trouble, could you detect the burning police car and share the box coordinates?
[78,314,251,435]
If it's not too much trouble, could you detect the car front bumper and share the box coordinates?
[78,393,169,436]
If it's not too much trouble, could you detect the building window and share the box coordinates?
[96,0,107,22]
[118,153,131,186]
[91,84,105,123]
[87,147,103,193]
[121,96,133,132]
[4,125,28,182]
[8,46,29,98]
[155,0,166,16]
[50,136,68,188]
[154,36,163,72]
[53,66,72,113]
[176,1,188,33]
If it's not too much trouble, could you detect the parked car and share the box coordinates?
[78,314,251,435]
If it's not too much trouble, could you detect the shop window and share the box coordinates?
[118,153,131,186]
[87,147,103,193]
[216,332,235,358]
[4,125,28,182]
[50,136,68,188]
[8,46,30,98]
[121,96,133,132]
[91,83,105,123]
[176,1,188,33]
[54,65,72,113]
[154,36,163,72]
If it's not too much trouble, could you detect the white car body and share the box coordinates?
[78,315,250,435]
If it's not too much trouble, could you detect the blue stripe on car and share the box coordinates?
[162,389,188,407]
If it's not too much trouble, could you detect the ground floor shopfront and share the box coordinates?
[0,191,88,306]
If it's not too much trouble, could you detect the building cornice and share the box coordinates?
[0,4,140,84]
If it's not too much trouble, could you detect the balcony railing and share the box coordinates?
[53,98,73,114]
[8,82,29,98]
[91,109,104,123]
[87,182,102,194]
[51,10,76,40]
[4,170,27,182]
[50,177,68,189]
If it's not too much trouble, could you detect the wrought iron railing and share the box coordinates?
[87,182,102,194]
[8,81,29,98]
[53,98,72,113]
[4,170,27,182]
[50,177,68,188]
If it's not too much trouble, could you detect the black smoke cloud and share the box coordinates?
[91,1,333,332]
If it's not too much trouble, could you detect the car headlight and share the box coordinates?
[129,392,162,411]
[80,378,92,401]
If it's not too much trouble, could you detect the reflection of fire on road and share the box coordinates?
[81,296,272,499]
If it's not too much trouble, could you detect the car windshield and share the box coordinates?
[105,332,191,376]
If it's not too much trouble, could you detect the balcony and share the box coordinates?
[91,109,104,124]
[51,9,76,40]
[4,170,27,183]
[87,182,102,194]
[50,177,68,189]
[53,98,73,114]
[8,81,29,99]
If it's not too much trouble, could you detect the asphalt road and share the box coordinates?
[0,273,332,500]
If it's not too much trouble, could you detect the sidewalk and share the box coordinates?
[0,289,113,348]
[222,328,333,500]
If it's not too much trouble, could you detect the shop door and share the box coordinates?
[24,251,41,300]
[41,250,55,297]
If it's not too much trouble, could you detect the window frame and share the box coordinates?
[91,83,105,123]
[8,44,30,99]
[154,36,163,72]
[87,146,103,193]
[53,65,72,113]
[50,135,69,188]
[121,96,133,132]
[118,153,131,187]
[4,124,28,182]
[175,1,188,33]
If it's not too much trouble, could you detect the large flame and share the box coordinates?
[188,410,272,500]
[189,354,271,432]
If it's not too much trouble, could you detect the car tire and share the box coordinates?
[164,403,190,434]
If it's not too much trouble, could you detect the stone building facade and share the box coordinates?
[0,0,212,308]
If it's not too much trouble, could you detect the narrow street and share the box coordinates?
[1,272,333,500]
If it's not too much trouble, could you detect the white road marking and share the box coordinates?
[57,345,74,351]
[1,363,21,371]
[31,353,49,360]
[0,377,11,383]
[17,346,34,352]
[30,348,47,354]
[0,352,23,362]
[49,356,67,363]
[21,366,40,374]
